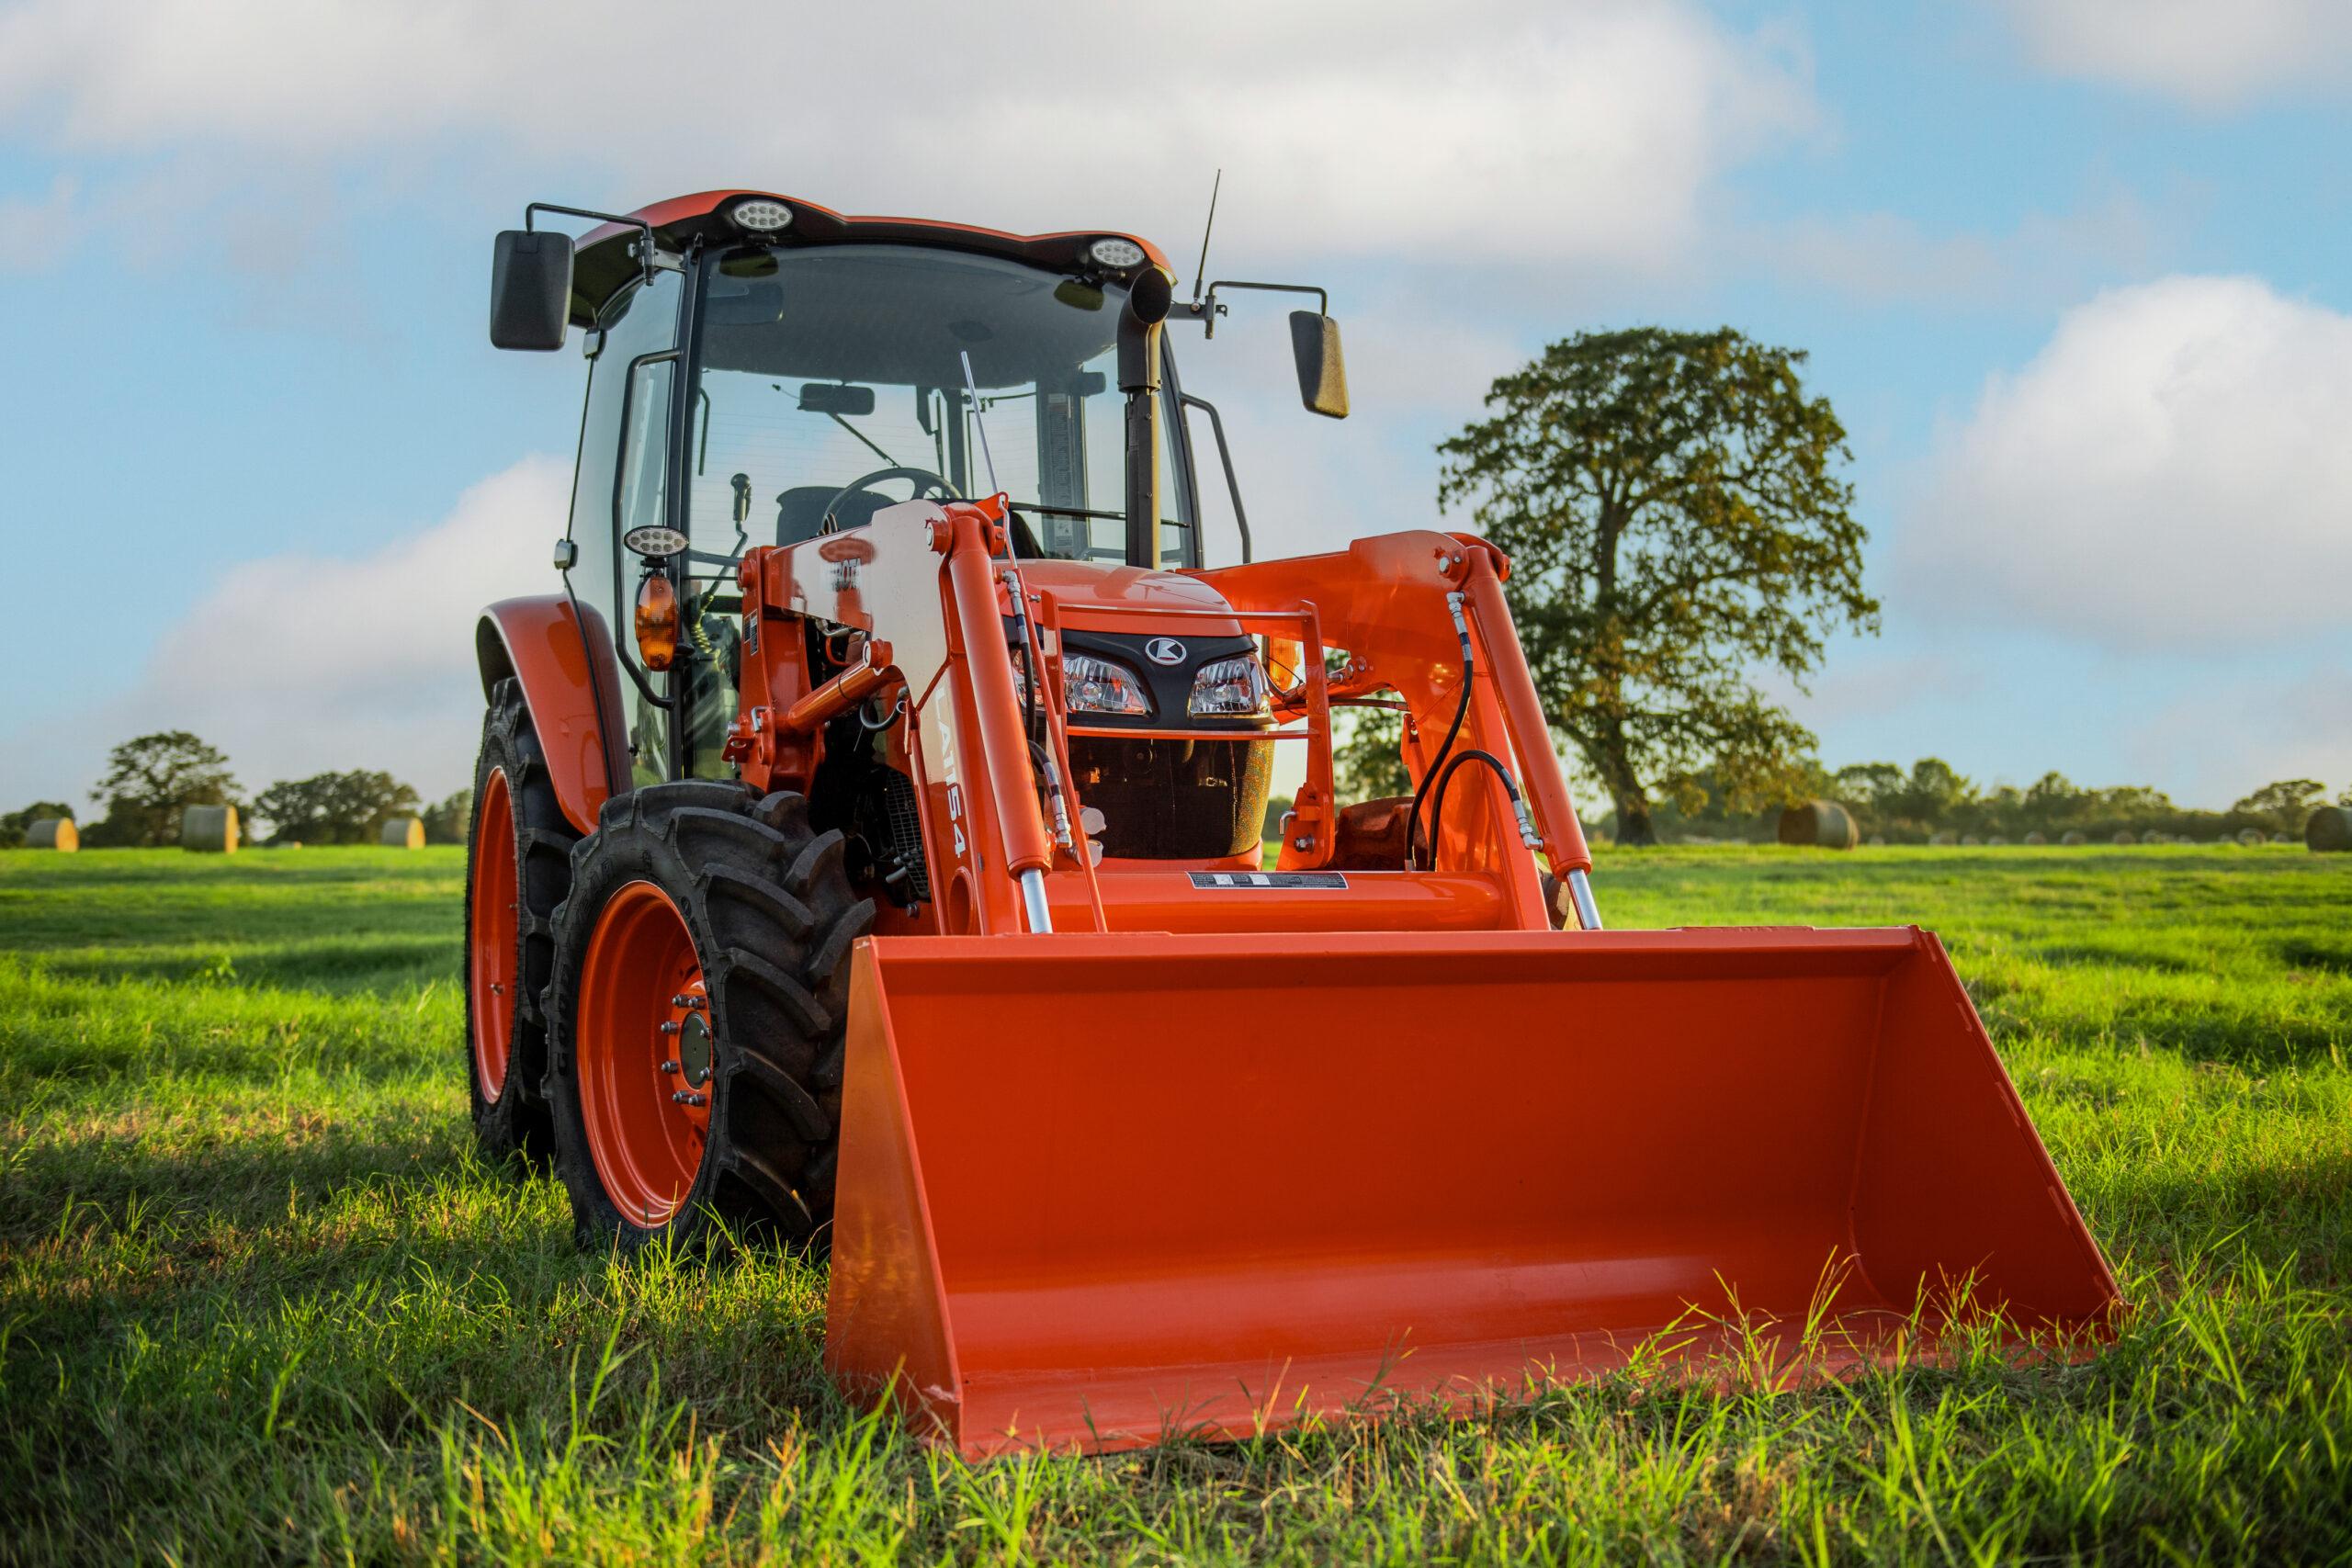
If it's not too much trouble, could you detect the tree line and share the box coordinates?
[0,731,470,849]
[1637,761,2348,845]
[1325,726,2344,847]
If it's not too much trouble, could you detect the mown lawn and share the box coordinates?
[1,844,2346,1564]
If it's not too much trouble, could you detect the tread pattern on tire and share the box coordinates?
[463,678,580,1166]
[543,778,873,1249]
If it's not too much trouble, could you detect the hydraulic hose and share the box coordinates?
[1422,749,1530,871]
[1404,592,1476,870]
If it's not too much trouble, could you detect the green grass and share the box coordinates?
[2,844,2347,1564]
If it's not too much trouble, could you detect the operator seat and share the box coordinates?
[774,486,892,546]
[772,488,1050,558]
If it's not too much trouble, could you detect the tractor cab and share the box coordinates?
[489,191,1344,795]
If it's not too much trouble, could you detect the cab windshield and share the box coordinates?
[685,244,1193,576]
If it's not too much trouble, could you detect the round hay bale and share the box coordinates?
[1961,834,1982,846]
[2141,829,2165,845]
[380,816,426,850]
[2306,807,2352,853]
[2023,832,2048,846]
[1867,834,1886,847]
[2235,829,2263,847]
[1986,834,2009,846]
[2271,831,2291,844]
[27,818,77,852]
[2061,830,2086,846]
[1930,831,1958,847]
[1776,800,1859,850]
[2110,830,2133,845]
[180,804,238,852]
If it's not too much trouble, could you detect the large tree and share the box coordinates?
[90,731,240,847]
[1438,328,1878,845]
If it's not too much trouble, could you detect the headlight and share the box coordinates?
[1013,650,1153,716]
[1187,653,1272,718]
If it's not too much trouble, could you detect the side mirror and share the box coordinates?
[1288,311,1349,419]
[490,229,573,351]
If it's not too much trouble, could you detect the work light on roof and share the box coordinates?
[729,197,793,232]
[1087,237,1146,270]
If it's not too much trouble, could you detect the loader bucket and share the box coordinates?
[824,928,2120,1458]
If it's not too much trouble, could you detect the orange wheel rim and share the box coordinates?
[468,768,518,1101]
[577,879,712,1227]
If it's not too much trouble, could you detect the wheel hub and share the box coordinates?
[576,880,714,1226]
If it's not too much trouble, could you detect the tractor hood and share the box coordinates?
[1001,557,1262,731]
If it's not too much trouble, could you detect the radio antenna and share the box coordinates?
[1190,168,1222,305]
[957,350,1001,496]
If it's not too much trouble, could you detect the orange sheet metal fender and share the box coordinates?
[476,595,628,835]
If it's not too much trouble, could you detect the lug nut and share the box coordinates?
[671,1090,707,1106]
[659,1020,681,1035]
[659,1059,680,1074]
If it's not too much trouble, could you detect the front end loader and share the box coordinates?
[469,189,2120,1458]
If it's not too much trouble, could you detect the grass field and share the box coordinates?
[2,844,2346,1564]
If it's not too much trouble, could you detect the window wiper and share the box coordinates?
[1016,502,1124,520]
[827,412,899,468]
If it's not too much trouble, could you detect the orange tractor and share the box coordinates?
[471,189,2119,1457]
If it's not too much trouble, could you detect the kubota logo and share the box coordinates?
[1144,637,1187,666]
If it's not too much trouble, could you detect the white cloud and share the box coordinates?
[1758,196,2161,311]
[1992,0,2352,108]
[0,0,1815,270]
[1896,276,2352,651]
[0,457,570,807]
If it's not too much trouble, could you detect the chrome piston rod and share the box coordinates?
[1566,867,1601,931]
[1019,868,1054,933]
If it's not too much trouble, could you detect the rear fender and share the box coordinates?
[476,595,629,835]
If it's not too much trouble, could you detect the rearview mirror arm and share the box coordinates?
[525,202,671,286]
[1175,280,1329,340]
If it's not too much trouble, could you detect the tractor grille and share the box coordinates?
[1070,737,1272,861]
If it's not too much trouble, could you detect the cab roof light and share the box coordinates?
[729,197,793,233]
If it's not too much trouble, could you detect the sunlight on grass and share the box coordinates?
[1,845,2346,1562]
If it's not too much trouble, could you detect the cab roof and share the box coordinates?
[569,189,1170,327]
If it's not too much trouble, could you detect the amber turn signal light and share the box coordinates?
[1264,635,1307,694]
[635,570,679,672]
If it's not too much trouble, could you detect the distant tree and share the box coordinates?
[420,788,473,846]
[0,801,75,850]
[2233,779,2327,834]
[1332,707,1411,803]
[1828,762,1904,835]
[90,732,239,847]
[1889,758,1974,830]
[1438,328,1878,845]
[254,771,422,845]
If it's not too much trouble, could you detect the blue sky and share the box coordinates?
[1,0,2346,812]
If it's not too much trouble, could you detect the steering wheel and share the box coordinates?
[820,467,959,532]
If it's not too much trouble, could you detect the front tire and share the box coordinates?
[542,781,872,1251]
[464,679,578,1166]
